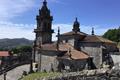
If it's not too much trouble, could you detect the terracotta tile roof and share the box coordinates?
[59,43,89,59]
[59,50,89,60]
[0,51,10,57]
[38,43,89,59]
[83,35,116,44]
[60,31,87,36]
[39,43,58,51]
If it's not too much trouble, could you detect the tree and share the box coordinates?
[11,46,32,54]
[103,27,120,42]
[19,46,32,53]
[11,48,20,54]
[11,45,32,63]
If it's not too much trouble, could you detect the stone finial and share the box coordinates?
[75,17,78,22]
[57,27,60,50]
[74,17,79,25]
[92,27,95,35]
[43,0,47,6]
[72,17,80,32]
[58,27,60,35]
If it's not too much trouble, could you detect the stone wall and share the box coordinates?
[40,55,57,72]
[59,35,75,46]
[80,42,103,68]
[47,75,120,80]
[37,53,88,72]
[111,53,120,67]
[36,69,120,80]
[58,59,87,72]
[37,51,59,72]
[35,50,39,62]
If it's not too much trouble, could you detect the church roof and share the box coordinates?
[83,35,116,44]
[59,43,89,59]
[39,43,57,51]
[39,43,89,60]
[60,31,87,36]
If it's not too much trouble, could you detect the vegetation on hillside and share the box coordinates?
[10,45,33,63]
[11,46,32,54]
[0,38,33,50]
[103,27,120,42]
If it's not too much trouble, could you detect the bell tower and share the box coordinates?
[34,0,54,44]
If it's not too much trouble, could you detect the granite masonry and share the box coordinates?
[33,0,120,72]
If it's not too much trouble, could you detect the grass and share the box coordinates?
[21,72,60,80]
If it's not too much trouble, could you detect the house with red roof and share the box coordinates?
[0,51,11,66]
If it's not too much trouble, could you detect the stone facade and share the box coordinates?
[59,21,118,69]
[33,0,119,72]
[80,42,103,68]
[80,42,118,68]
[37,51,58,72]
[58,59,87,72]
[59,35,118,68]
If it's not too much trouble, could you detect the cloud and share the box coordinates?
[48,0,63,4]
[0,0,63,21]
[52,24,72,40]
[52,24,112,41]
[0,0,35,21]
[0,21,112,40]
[0,0,117,41]
[0,0,67,40]
[80,25,109,36]
[0,21,35,40]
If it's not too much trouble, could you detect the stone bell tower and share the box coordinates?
[34,0,54,44]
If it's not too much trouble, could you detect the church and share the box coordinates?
[33,0,119,72]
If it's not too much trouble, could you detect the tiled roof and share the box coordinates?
[60,31,87,36]
[0,51,10,57]
[83,35,116,44]
[59,43,89,59]
[40,43,57,51]
[39,43,89,59]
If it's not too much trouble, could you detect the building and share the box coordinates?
[33,0,119,72]
[0,51,11,68]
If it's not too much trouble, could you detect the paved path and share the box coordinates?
[0,64,30,80]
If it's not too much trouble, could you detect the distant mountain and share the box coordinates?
[0,38,33,50]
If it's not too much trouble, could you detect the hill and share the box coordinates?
[0,38,33,50]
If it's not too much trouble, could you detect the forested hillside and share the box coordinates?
[0,38,33,50]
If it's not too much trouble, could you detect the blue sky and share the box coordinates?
[0,0,120,40]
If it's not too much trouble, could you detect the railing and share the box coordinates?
[0,61,30,75]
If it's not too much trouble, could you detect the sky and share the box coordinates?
[0,0,120,40]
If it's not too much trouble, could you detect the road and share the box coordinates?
[0,64,30,80]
